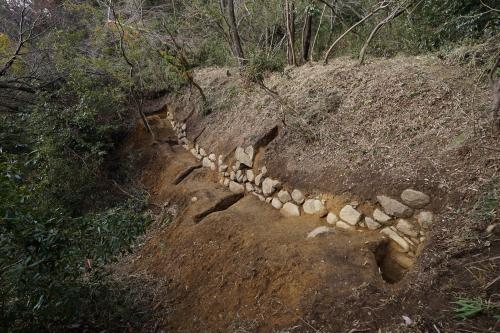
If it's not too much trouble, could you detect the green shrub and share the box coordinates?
[243,50,285,83]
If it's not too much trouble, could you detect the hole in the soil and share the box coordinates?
[374,240,408,284]
[173,164,202,185]
[194,192,244,223]
[253,125,280,150]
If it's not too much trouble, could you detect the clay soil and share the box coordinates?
[115,55,499,332]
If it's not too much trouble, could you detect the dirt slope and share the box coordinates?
[117,56,499,332]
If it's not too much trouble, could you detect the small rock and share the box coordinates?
[280,202,301,217]
[254,186,262,194]
[416,211,433,229]
[486,223,500,235]
[395,219,419,238]
[223,178,230,187]
[246,170,255,182]
[277,190,291,203]
[254,174,263,186]
[210,163,216,171]
[202,157,212,169]
[218,155,223,165]
[245,182,254,192]
[181,123,186,131]
[307,226,334,239]
[260,166,268,175]
[262,178,281,196]
[190,148,197,156]
[236,170,244,182]
[191,197,198,202]
[199,148,207,157]
[271,198,283,209]
[373,208,392,224]
[208,153,216,162]
[252,192,265,201]
[265,197,272,204]
[242,175,247,183]
[401,189,430,208]
[229,181,245,194]
[326,212,339,225]
[380,228,410,252]
[339,205,362,225]
[303,199,328,217]
[335,221,355,231]
[377,195,413,217]
[229,171,236,181]
[365,217,381,230]
[291,189,305,204]
[196,154,202,160]
[223,172,230,177]
[219,164,228,173]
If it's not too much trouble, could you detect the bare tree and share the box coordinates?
[301,7,313,62]
[490,53,500,133]
[358,0,414,65]
[323,1,389,64]
[285,0,297,66]
[225,0,246,67]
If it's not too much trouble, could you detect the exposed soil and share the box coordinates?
[115,56,499,332]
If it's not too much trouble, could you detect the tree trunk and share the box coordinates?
[285,0,297,66]
[226,0,245,67]
[301,12,313,62]
[310,4,326,62]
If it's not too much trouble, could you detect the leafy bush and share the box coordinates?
[243,50,285,83]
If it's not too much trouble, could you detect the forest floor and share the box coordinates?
[114,55,499,332]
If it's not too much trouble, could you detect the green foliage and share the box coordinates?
[0,153,150,331]
[452,297,497,320]
[243,50,285,83]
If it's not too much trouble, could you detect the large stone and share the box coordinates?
[277,190,291,203]
[303,199,328,217]
[380,227,410,252]
[339,205,362,225]
[365,217,381,230]
[229,181,245,194]
[416,211,433,228]
[271,197,283,209]
[246,169,255,182]
[280,202,301,217]
[373,208,392,224]
[395,219,419,238]
[377,195,413,217]
[335,221,355,231]
[401,189,430,208]
[392,252,414,269]
[307,226,334,239]
[262,178,281,196]
[291,189,305,204]
[235,146,254,167]
[326,212,339,225]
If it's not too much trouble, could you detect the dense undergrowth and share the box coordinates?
[0,0,498,331]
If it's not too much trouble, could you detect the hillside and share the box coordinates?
[116,55,499,332]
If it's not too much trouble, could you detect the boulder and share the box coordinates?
[377,195,413,217]
[262,178,281,196]
[235,146,254,167]
[271,198,283,209]
[246,169,255,182]
[307,226,334,239]
[380,228,410,252]
[339,205,362,225]
[326,212,339,225]
[335,221,355,231]
[373,208,392,224]
[280,202,301,217]
[229,181,245,194]
[395,219,419,238]
[277,190,291,203]
[291,189,305,204]
[364,217,381,230]
[401,189,430,208]
[303,199,328,217]
[416,211,433,228]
